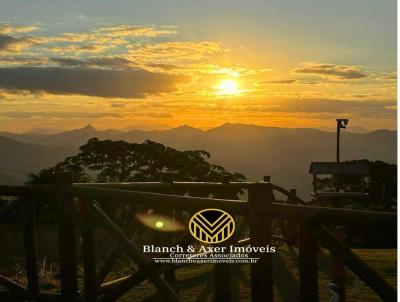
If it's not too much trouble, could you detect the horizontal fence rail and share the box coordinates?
[71,185,396,227]
[72,185,249,215]
[0,180,396,302]
[74,181,252,189]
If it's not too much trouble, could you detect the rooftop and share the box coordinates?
[309,162,369,175]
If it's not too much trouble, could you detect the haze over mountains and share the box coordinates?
[0,124,396,199]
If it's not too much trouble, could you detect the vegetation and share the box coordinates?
[24,138,245,225]
[28,138,245,184]
[339,160,397,209]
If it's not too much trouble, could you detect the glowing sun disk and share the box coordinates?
[216,79,239,95]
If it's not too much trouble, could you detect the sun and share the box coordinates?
[216,79,239,95]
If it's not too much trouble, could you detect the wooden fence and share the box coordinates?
[0,176,396,301]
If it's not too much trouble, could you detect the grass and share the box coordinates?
[104,246,396,301]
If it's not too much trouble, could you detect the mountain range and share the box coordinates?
[0,123,396,199]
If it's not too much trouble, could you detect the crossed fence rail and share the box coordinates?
[0,175,396,302]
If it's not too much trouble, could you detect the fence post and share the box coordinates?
[79,198,97,302]
[56,172,78,301]
[164,181,177,283]
[248,178,274,302]
[284,189,298,244]
[299,222,319,302]
[214,185,236,302]
[23,192,39,296]
[310,225,396,301]
[331,225,346,301]
[214,260,232,301]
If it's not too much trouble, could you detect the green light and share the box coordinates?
[155,221,164,228]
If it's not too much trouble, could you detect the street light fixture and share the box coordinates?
[336,118,349,162]
[334,118,350,298]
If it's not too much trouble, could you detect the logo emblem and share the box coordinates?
[189,208,235,244]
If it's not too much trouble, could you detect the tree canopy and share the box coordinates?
[28,138,245,184]
[25,138,245,225]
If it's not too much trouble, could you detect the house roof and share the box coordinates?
[309,162,369,175]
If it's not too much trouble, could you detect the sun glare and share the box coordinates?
[216,79,239,95]
[155,221,164,228]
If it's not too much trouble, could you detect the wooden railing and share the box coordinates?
[0,177,396,302]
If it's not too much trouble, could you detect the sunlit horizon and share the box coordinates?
[0,0,396,132]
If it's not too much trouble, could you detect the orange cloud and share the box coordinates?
[128,41,223,62]
[0,34,40,53]
[97,25,177,37]
[0,23,39,34]
[293,62,369,80]
[45,44,111,54]
[0,56,48,66]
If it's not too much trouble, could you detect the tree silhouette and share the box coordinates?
[348,159,396,208]
[28,138,245,184]
[26,138,245,224]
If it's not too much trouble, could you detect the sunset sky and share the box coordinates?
[0,0,396,132]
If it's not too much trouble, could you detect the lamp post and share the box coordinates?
[333,118,350,301]
[336,119,349,162]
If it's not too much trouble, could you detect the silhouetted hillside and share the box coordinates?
[0,136,75,184]
[0,123,396,198]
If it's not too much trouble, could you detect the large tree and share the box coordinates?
[28,138,245,184]
[26,138,245,224]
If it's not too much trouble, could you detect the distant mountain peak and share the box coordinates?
[210,122,269,131]
[221,122,274,128]
[170,125,202,132]
[80,124,96,132]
